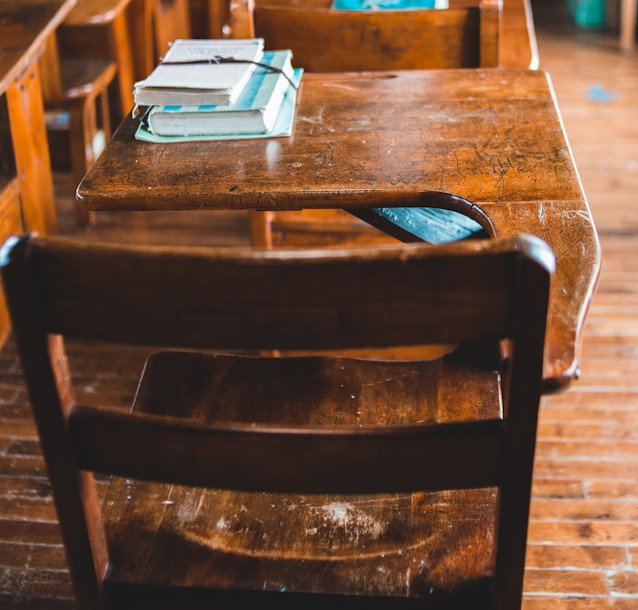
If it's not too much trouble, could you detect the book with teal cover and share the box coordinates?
[146,50,295,137]
[354,207,485,243]
[332,0,447,10]
[135,67,303,142]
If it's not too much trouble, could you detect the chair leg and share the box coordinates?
[108,12,136,119]
[250,210,274,247]
[69,102,96,226]
[99,89,112,144]
[69,83,114,227]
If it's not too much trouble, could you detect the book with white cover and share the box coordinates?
[133,38,265,107]
[146,50,295,136]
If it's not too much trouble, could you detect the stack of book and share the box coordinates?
[331,0,448,9]
[133,38,302,141]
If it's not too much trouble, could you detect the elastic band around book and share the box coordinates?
[159,55,299,91]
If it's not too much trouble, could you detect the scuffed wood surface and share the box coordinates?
[79,70,578,212]
[101,347,502,601]
[104,482,497,600]
[77,68,601,392]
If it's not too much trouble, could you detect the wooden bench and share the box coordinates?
[0,0,76,346]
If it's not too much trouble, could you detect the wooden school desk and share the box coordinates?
[0,0,78,233]
[77,68,601,394]
[0,0,77,344]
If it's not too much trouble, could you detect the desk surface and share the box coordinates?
[0,0,78,93]
[78,68,601,393]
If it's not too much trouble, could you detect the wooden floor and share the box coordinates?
[1,0,637,607]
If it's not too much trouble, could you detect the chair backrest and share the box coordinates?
[1,231,552,610]
[249,0,502,71]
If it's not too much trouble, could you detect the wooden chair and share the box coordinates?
[1,230,553,610]
[251,0,502,71]
[203,0,535,68]
[39,30,117,225]
[240,0,503,247]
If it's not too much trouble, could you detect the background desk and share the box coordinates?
[77,68,601,394]
[0,0,77,344]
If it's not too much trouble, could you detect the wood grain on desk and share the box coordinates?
[77,68,601,393]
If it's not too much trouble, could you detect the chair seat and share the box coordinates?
[53,57,117,102]
[101,350,501,608]
[103,482,497,608]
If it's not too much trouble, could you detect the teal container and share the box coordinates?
[568,0,606,28]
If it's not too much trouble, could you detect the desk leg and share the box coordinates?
[6,62,58,234]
